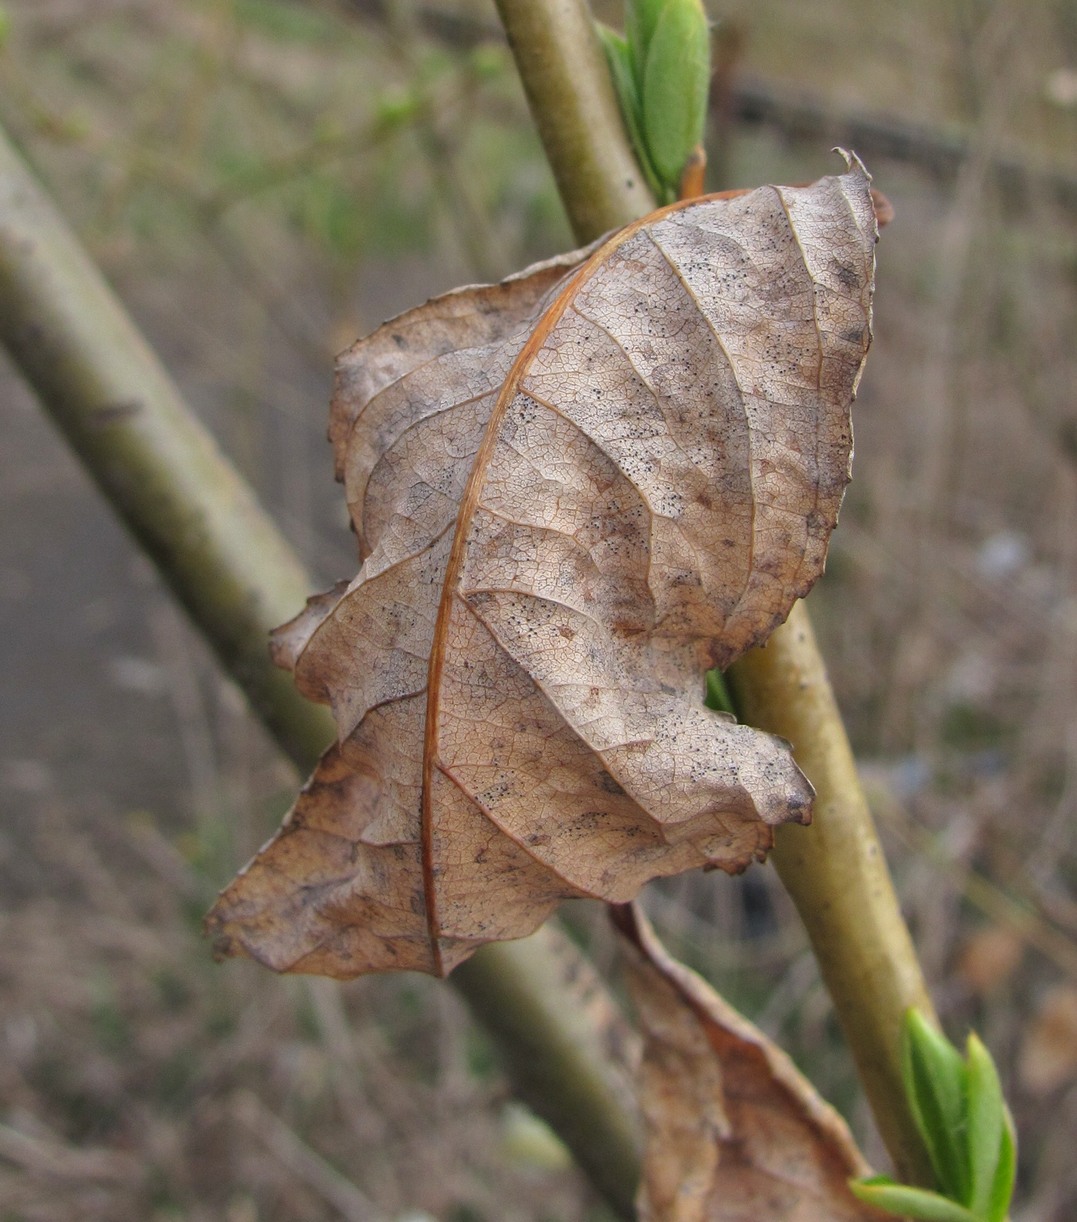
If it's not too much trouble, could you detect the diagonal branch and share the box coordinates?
[727,604,937,1184]
[0,122,640,1217]
[0,132,335,770]
[494,0,937,1188]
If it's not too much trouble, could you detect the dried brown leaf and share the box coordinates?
[207,154,877,979]
[614,903,887,1222]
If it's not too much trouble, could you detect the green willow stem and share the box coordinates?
[453,931,640,1218]
[0,132,334,769]
[496,0,937,1188]
[0,123,640,1217]
[726,605,937,1185]
[493,0,654,240]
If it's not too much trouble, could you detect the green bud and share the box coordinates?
[861,1012,1020,1222]
[598,23,661,197]
[965,1033,1016,1222]
[624,0,668,83]
[704,667,734,714]
[640,0,709,193]
[601,1,711,203]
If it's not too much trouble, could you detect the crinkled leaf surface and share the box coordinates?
[207,156,877,979]
[614,903,889,1222]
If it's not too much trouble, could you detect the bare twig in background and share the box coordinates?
[728,75,1077,213]
[233,1090,380,1222]
[0,1120,142,1184]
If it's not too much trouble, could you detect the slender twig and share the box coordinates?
[492,0,654,242]
[0,121,640,1217]
[494,0,937,1188]
[729,74,1077,215]
[727,606,936,1184]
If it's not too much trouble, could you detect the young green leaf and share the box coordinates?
[965,1032,1016,1222]
[596,25,637,115]
[704,668,735,715]
[850,1177,978,1222]
[596,24,662,198]
[624,0,667,82]
[601,1,711,202]
[987,1114,1017,1222]
[640,0,710,194]
[903,1009,972,1203]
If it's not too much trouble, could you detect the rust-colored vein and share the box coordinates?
[420,261,590,973]
[417,203,701,967]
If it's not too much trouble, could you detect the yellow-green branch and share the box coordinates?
[493,0,654,240]
[495,0,936,1187]
[727,604,936,1184]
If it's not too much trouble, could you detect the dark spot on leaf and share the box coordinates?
[833,261,859,289]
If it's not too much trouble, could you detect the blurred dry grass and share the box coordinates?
[0,0,1075,1219]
